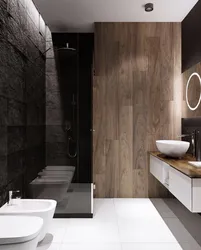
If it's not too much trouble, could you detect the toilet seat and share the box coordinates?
[0,216,43,245]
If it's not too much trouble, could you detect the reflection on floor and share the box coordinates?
[56,184,91,214]
[37,198,201,250]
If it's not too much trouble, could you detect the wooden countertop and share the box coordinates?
[150,152,201,178]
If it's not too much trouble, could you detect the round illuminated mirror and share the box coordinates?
[186,72,201,111]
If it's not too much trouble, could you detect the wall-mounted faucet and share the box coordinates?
[178,130,201,161]
[8,190,21,206]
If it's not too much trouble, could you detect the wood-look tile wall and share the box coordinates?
[93,23,182,198]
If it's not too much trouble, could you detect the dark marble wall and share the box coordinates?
[0,0,46,205]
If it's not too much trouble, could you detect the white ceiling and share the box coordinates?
[33,0,199,32]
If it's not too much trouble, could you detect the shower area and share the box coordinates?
[29,33,94,217]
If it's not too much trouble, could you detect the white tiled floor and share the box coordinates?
[37,198,201,250]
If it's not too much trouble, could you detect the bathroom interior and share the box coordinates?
[1,0,201,249]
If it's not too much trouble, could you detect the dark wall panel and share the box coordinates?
[0,0,46,205]
[182,0,201,72]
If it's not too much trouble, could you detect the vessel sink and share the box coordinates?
[156,140,190,158]
[188,161,201,168]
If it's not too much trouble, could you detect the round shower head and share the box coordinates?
[57,43,77,57]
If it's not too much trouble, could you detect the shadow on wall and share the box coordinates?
[151,198,201,249]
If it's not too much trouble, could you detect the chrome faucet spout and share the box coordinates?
[8,190,21,206]
[177,132,195,157]
[178,130,201,161]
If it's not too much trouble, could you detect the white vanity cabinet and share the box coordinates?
[169,167,192,211]
[150,155,201,213]
[150,156,170,188]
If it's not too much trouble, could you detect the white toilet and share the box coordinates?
[0,216,43,250]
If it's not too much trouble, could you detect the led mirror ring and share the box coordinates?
[186,72,201,111]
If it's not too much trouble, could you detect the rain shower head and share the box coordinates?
[57,43,77,56]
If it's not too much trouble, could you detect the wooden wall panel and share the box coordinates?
[93,22,182,198]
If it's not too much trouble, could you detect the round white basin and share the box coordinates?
[156,140,190,158]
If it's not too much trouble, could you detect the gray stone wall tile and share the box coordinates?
[8,126,25,154]
[7,0,27,31]
[0,126,7,156]
[46,41,54,58]
[46,125,67,143]
[0,0,46,204]
[46,142,71,166]
[18,0,26,8]
[25,145,46,182]
[6,17,27,54]
[25,61,45,102]
[0,65,9,98]
[0,156,7,188]
[0,1,7,26]
[45,26,52,42]
[8,100,26,126]
[26,0,40,29]
[5,43,26,75]
[46,156,71,166]
[46,106,63,125]
[46,90,62,109]
[46,74,60,91]
[46,142,68,157]
[46,58,57,73]
[38,35,46,53]
[39,15,46,38]
[26,16,43,51]
[27,100,45,126]
[26,126,45,148]
[25,36,41,62]
[7,151,25,183]
[0,97,7,125]
[7,69,25,102]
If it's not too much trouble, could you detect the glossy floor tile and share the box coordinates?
[150,198,177,218]
[37,242,60,250]
[121,243,183,250]
[60,243,122,250]
[114,198,161,219]
[63,219,120,243]
[118,217,177,243]
[37,198,201,250]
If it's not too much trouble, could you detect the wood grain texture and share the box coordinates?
[93,23,182,198]
[150,152,201,178]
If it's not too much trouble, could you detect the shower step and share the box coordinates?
[45,166,75,171]
[38,175,73,181]
[39,171,74,176]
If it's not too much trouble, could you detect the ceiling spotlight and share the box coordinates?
[145,3,154,12]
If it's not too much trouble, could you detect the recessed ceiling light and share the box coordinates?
[145,3,154,12]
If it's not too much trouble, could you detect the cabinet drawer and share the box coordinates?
[150,156,163,184]
[192,179,201,212]
[150,156,170,187]
[169,167,192,211]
